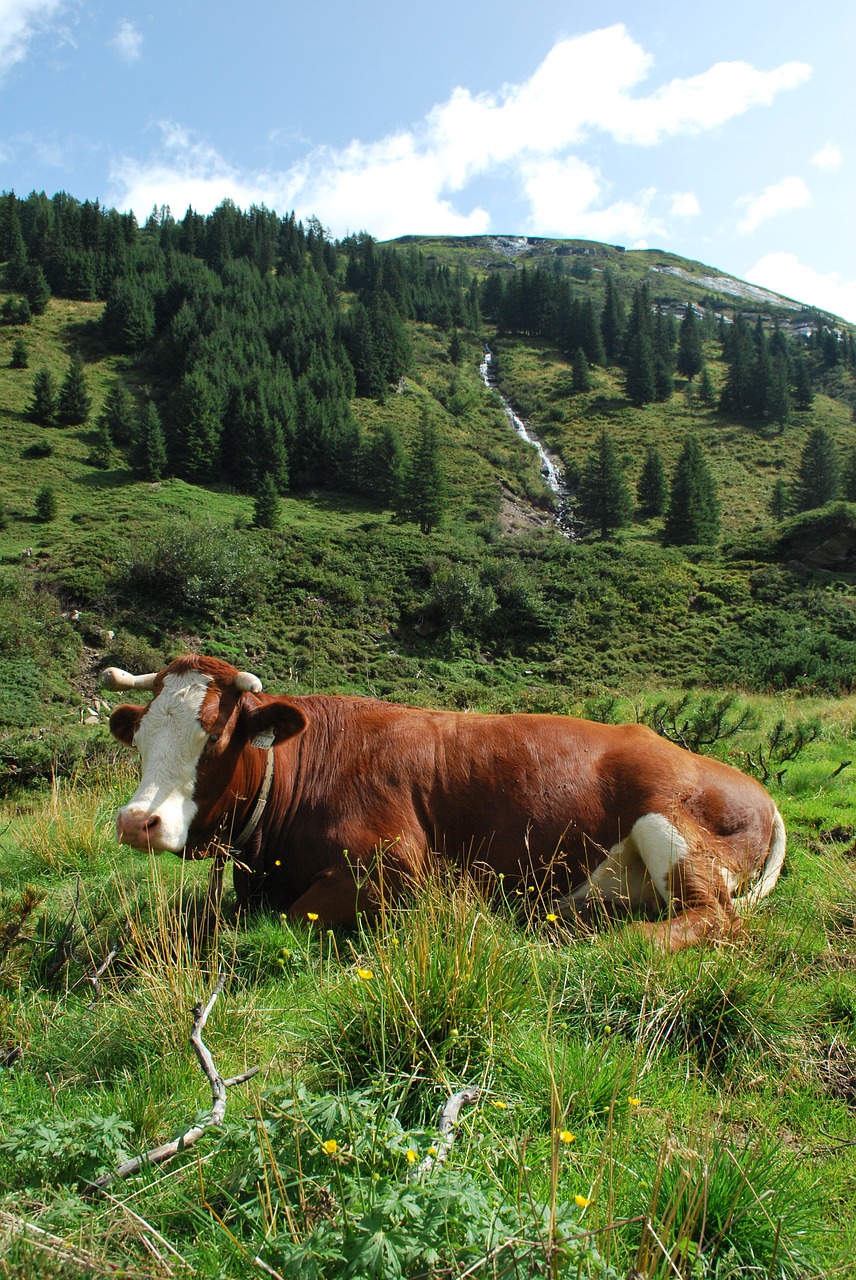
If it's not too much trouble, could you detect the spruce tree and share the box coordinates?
[133,401,167,481]
[29,366,57,426]
[397,411,445,534]
[663,435,720,546]
[25,264,51,316]
[677,303,703,380]
[10,337,28,369]
[34,485,57,522]
[99,380,136,446]
[361,423,405,508]
[698,364,716,408]
[577,429,633,539]
[637,447,668,518]
[87,421,113,469]
[599,269,625,364]
[572,346,591,392]
[57,353,91,425]
[770,477,790,521]
[794,425,840,511]
[793,353,813,411]
[253,471,281,530]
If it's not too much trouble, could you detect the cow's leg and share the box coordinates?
[630,813,738,951]
[567,836,662,921]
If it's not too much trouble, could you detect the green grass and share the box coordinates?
[1,713,855,1277]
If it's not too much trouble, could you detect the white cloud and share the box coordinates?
[671,192,700,218]
[111,19,142,63]
[107,26,814,240]
[736,175,811,234]
[746,252,856,324]
[0,0,66,78]
[811,142,843,170]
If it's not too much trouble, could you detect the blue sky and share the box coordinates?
[1,0,855,320]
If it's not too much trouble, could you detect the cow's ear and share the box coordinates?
[241,699,307,749]
[109,704,145,747]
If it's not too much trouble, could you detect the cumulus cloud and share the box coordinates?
[0,0,66,78]
[107,25,812,240]
[811,142,843,170]
[746,252,856,324]
[110,19,142,63]
[736,175,811,234]
[670,192,701,218]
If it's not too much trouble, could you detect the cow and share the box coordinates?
[102,654,786,950]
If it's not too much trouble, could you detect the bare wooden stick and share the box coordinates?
[409,1086,481,1180]
[86,974,259,1195]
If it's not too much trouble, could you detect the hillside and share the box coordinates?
[1,193,856,787]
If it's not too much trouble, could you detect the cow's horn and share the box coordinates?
[100,667,158,691]
[235,671,263,693]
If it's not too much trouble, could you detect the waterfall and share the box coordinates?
[479,345,574,535]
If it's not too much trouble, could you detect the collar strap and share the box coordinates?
[231,748,275,851]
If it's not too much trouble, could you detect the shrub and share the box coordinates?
[34,484,58,522]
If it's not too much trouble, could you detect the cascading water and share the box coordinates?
[479,345,574,535]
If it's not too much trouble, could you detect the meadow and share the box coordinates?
[2,692,856,1279]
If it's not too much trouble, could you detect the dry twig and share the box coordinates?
[86,973,259,1195]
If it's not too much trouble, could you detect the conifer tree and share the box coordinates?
[599,269,625,364]
[57,353,91,425]
[88,421,113,469]
[793,353,813,411]
[577,429,633,539]
[29,366,57,425]
[794,425,840,511]
[698,364,716,408]
[397,410,445,534]
[770,477,789,521]
[448,327,463,366]
[133,401,167,481]
[10,337,28,369]
[623,285,656,407]
[34,485,57,522]
[663,435,720,546]
[572,346,591,392]
[637,446,668,518]
[25,264,51,316]
[361,423,405,507]
[99,380,136,446]
[253,471,281,529]
[677,303,703,380]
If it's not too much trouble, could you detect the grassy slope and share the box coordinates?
[1,245,856,1276]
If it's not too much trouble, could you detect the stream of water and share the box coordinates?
[479,346,574,534]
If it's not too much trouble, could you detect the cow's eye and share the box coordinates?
[208,732,221,748]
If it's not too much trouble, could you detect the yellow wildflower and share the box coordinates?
[546,912,558,922]
[574,1194,591,1208]
[629,1096,641,1107]
[427,1146,437,1157]
[405,1149,418,1163]
[307,912,319,921]
[558,1130,575,1144]
[490,1099,508,1109]
[356,967,374,980]
[321,1139,339,1156]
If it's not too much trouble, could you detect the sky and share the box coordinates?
[1,0,855,321]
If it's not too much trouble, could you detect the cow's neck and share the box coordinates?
[230,748,275,852]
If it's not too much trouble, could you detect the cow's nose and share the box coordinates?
[116,808,162,847]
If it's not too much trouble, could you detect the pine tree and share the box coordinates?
[133,401,167,480]
[623,285,656,407]
[599,269,625,364]
[768,356,792,433]
[29,366,57,425]
[572,346,591,392]
[253,471,281,530]
[99,380,136,446]
[397,410,445,534]
[698,364,716,408]
[770,477,790,521]
[677,303,703,380]
[360,423,405,508]
[794,425,840,511]
[57,353,91,425]
[88,421,113,469]
[10,337,28,369]
[663,436,720,546]
[34,485,57,522]
[637,447,668,518]
[25,264,51,316]
[448,328,463,366]
[577,429,633,539]
[793,353,813,411]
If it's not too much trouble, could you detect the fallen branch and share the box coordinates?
[86,973,259,1195]
[409,1086,481,1180]
[0,1210,155,1278]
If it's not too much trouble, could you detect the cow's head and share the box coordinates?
[103,655,306,854]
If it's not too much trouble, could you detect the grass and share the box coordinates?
[1,711,855,1278]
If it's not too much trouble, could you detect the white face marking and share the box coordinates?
[117,672,212,851]
[630,813,689,902]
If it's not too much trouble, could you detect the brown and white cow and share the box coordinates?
[102,654,785,949]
